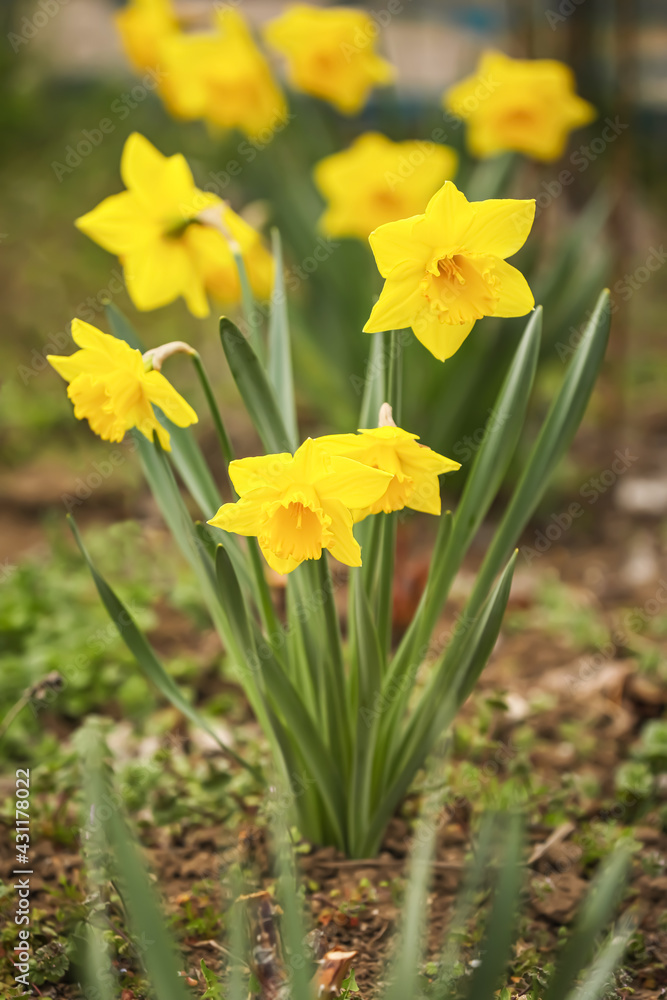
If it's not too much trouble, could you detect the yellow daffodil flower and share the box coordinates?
[264,4,394,115]
[160,10,288,139]
[363,180,536,362]
[318,416,460,521]
[75,133,273,317]
[314,132,458,240]
[444,51,596,162]
[115,0,179,74]
[208,438,392,574]
[47,320,197,450]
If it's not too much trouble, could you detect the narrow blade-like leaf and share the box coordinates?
[220,316,293,453]
[267,229,299,450]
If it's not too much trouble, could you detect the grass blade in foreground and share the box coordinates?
[68,513,257,778]
[79,722,192,1000]
[544,843,633,1000]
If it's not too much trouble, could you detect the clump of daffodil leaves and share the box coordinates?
[52,3,610,857]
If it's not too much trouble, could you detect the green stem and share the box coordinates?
[375,330,402,662]
[190,352,235,469]
[191,352,281,642]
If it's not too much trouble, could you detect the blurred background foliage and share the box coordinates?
[1,0,665,478]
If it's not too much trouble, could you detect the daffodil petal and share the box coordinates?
[123,241,209,316]
[400,448,461,480]
[315,454,391,508]
[363,277,424,333]
[121,132,198,214]
[75,191,159,255]
[490,259,535,317]
[368,217,432,279]
[322,499,362,568]
[412,311,476,362]
[208,498,264,536]
[415,180,473,248]
[228,453,292,496]
[259,544,301,576]
[145,371,198,428]
[462,199,536,260]
[404,476,442,516]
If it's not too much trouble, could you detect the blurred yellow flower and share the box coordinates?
[47,320,197,449]
[318,420,460,520]
[115,0,179,74]
[314,132,458,240]
[264,4,394,115]
[444,51,596,162]
[208,438,391,574]
[75,133,273,317]
[364,181,535,361]
[160,10,288,139]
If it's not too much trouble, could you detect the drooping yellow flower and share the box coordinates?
[47,320,197,450]
[208,438,392,574]
[115,0,179,75]
[364,181,536,362]
[444,51,596,162]
[264,4,394,115]
[159,10,288,139]
[75,133,273,317]
[318,416,460,521]
[314,133,458,240]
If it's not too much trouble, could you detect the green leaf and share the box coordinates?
[365,553,516,856]
[566,918,634,1000]
[220,316,293,453]
[232,246,265,362]
[215,545,255,656]
[545,844,632,1000]
[201,959,225,1000]
[68,514,257,777]
[467,814,524,1000]
[347,572,384,852]
[267,229,299,450]
[272,815,313,1000]
[382,793,440,1000]
[467,289,611,619]
[391,307,541,689]
[432,814,498,998]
